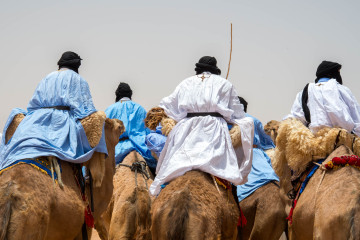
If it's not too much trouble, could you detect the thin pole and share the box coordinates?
[226,23,233,79]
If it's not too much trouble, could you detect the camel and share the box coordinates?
[264,120,280,143]
[0,117,124,240]
[284,145,360,239]
[97,151,154,240]
[237,181,287,240]
[273,118,360,239]
[151,170,239,240]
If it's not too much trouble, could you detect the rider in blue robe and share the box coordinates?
[105,82,156,169]
[0,52,107,170]
[236,97,279,202]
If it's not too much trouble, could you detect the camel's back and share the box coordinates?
[151,170,239,240]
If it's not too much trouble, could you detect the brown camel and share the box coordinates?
[283,145,360,240]
[0,118,124,240]
[97,151,153,240]
[264,120,280,143]
[151,170,239,240]
[238,181,287,240]
[273,118,360,239]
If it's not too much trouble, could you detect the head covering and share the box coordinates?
[238,97,248,113]
[115,82,133,102]
[315,60,342,84]
[195,56,221,75]
[57,51,82,73]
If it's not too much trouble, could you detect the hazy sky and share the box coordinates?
[1,0,360,129]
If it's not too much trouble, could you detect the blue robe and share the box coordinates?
[105,99,156,169]
[0,70,107,170]
[236,114,279,202]
[145,124,167,158]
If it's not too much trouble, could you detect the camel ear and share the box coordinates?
[5,113,25,144]
[85,152,106,188]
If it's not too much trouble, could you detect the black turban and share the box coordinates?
[57,51,82,73]
[315,60,342,84]
[195,56,221,75]
[238,96,248,113]
[115,82,133,102]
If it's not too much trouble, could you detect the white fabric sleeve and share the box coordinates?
[339,85,360,136]
[159,81,187,122]
[283,91,307,124]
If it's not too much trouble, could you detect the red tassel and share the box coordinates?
[237,207,247,227]
[84,206,94,228]
[286,199,297,225]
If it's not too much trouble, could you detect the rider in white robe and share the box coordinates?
[149,56,254,195]
[284,61,360,136]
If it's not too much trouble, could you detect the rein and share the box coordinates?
[118,157,150,189]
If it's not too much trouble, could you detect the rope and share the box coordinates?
[118,159,150,189]
[212,175,221,195]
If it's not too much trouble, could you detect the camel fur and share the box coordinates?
[288,145,360,239]
[238,181,287,240]
[264,120,280,143]
[5,113,25,144]
[97,151,154,240]
[160,118,176,136]
[145,107,168,130]
[0,118,124,240]
[151,170,239,240]
[80,111,107,148]
[273,118,354,179]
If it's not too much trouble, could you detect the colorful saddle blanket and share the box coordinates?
[0,157,62,180]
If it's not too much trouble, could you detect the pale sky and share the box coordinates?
[1,0,360,129]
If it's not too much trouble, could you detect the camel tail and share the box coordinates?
[135,187,152,239]
[0,181,14,240]
[166,187,191,240]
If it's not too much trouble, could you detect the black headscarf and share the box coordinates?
[57,51,82,73]
[238,96,248,113]
[115,82,133,102]
[315,60,342,84]
[195,56,221,75]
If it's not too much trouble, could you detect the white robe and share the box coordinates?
[149,73,254,196]
[284,79,360,136]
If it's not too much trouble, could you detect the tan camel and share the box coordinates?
[0,117,124,240]
[286,145,360,239]
[264,120,280,143]
[97,151,153,240]
[151,170,239,240]
[273,118,360,239]
[237,181,287,240]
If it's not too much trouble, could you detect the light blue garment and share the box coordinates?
[145,124,167,158]
[0,70,108,170]
[105,99,156,169]
[237,114,279,202]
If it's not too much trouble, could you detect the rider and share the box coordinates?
[284,60,360,136]
[0,51,107,169]
[105,82,156,169]
[236,97,279,202]
[147,56,254,196]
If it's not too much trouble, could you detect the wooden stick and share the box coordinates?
[226,23,233,79]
